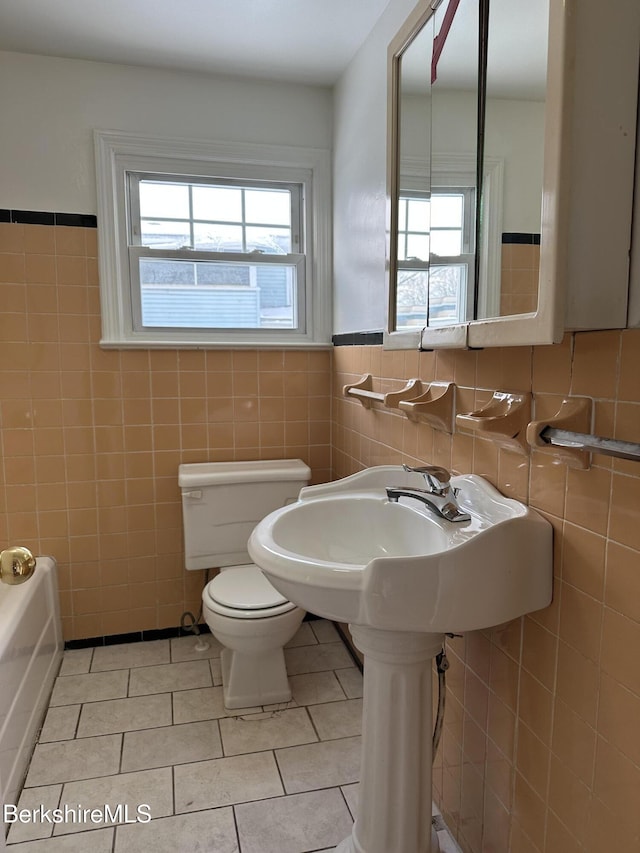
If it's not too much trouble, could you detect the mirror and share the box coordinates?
[386,0,561,349]
[478,0,549,319]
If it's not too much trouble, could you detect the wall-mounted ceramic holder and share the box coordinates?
[526,396,593,468]
[398,382,455,433]
[456,391,531,452]
[343,374,422,410]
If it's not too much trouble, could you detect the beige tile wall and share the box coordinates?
[0,222,331,641]
[500,243,540,316]
[332,332,640,853]
[2,216,639,852]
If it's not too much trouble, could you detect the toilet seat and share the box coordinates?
[204,564,298,619]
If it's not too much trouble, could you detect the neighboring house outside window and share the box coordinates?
[94,131,331,348]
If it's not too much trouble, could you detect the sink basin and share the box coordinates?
[249,465,554,853]
[248,465,552,633]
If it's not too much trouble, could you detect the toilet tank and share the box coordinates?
[179,459,311,570]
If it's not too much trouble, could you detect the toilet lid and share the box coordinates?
[208,564,289,611]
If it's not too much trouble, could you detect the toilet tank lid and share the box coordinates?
[179,459,311,488]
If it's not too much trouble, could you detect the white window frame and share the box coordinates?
[94,130,331,348]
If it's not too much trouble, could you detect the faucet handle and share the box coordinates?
[402,464,451,493]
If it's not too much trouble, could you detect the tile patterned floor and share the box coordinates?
[7,620,460,853]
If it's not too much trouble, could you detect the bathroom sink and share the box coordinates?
[248,465,553,633]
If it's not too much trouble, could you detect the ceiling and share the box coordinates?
[0,0,393,86]
[402,0,549,100]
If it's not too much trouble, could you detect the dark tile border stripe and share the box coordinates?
[502,232,541,245]
[332,331,384,347]
[65,624,212,650]
[0,209,97,228]
[63,612,321,650]
[56,212,99,228]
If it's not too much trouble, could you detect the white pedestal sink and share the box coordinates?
[248,466,553,853]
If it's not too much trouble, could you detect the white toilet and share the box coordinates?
[178,459,311,709]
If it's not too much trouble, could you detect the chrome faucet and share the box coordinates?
[386,464,471,523]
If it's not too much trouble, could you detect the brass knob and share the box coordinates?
[0,546,36,585]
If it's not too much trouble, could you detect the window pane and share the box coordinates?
[429,263,467,326]
[193,223,243,251]
[431,195,464,228]
[406,199,430,232]
[406,234,430,260]
[245,189,291,226]
[192,186,242,222]
[396,269,428,329]
[431,230,462,256]
[246,226,291,254]
[195,262,250,285]
[138,258,297,329]
[139,182,190,219]
[139,259,195,285]
[140,220,191,249]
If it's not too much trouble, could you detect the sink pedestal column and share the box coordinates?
[335,626,445,853]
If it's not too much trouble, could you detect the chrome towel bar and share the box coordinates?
[540,427,640,463]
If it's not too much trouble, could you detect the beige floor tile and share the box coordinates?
[172,686,260,724]
[276,736,361,794]
[55,768,173,835]
[128,659,211,696]
[335,667,364,699]
[170,633,223,662]
[261,700,298,712]
[114,807,239,853]
[288,670,346,706]
[285,622,318,648]
[6,784,62,843]
[4,828,114,852]
[310,620,341,644]
[174,751,283,812]
[309,698,363,740]
[49,670,128,706]
[39,706,80,743]
[235,788,354,853]
[76,693,172,738]
[58,648,93,676]
[210,658,223,685]
[14,632,469,852]
[25,735,122,787]
[219,707,317,756]
[284,642,353,675]
[121,720,222,772]
[91,640,169,672]
[341,782,359,819]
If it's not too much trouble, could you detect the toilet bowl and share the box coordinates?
[179,459,311,710]
[203,564,304,708]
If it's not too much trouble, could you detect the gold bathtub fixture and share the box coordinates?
[0,546,36,585]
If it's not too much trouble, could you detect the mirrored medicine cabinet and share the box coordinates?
[385,0,640,350]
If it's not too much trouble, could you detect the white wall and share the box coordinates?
[484,97,545,232]
[0,51,333,214]
[403,90,545,232]
[332,0,418,335]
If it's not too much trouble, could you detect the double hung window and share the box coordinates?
[95,132,330,347]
